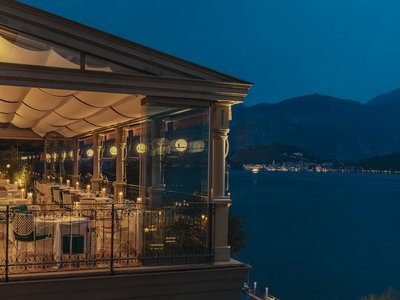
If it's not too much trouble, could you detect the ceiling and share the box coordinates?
[0,85,173,137]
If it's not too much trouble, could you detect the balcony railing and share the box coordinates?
[0,202,213,281]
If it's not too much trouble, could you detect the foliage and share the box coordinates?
[361,288,400,300]
[228,211,247,254]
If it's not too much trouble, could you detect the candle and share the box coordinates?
[118,192,123,202]
[27,192,33,202]
[59,177,63,185]
[21,188,25,199]
[66,179,70,188]
[75,182,79,189]
[6,179,9,185]
[14,181,17,187]
[86,184,90,193]
[136,197,142,202]
[101,188,106,197]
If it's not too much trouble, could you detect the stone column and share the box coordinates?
[211,103,231,262]
[114,127,127,202]
[71,138,80,185]
[92,133,103,191]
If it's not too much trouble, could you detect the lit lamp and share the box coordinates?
[136,143,146,154]
[171,139,188,152]
[86,148,94,158]
[110,146,118,156]
[136,197,142,202]
[118,192,123,202]
[6,164,10,169]
[86,184,91,193]
[66,179,70,188]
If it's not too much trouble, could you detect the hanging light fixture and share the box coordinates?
[189,140,205,153]
[136,143,146,154]
[86,148,94,157]
[171,139,187,152]
[110,145,118,156]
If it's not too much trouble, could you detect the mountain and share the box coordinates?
[368,88,400,106]
[228,143,316,168]
[230,91,400,161]
[358,152,400,171]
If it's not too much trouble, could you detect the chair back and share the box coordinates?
[12,212,34,238]
[63,193,73,205]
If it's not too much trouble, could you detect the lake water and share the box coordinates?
[230,170,400,300]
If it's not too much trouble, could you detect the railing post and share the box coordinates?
[208,203,215,262]
[110,203,115,275]
[5,205,9,282]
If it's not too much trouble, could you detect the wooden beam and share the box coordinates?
[0,128,43,140]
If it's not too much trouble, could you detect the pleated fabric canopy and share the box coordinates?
[0,27,125,72]
[0,85,167,137]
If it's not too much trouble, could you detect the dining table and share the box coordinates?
[35,215,93,262]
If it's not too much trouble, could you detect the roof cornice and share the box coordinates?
[0,63,251,102]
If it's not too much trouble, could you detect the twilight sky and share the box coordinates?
[19,0,400,105]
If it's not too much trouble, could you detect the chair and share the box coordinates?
[12,212,49,261]
[61,192,73,210]
[53,188,61,204]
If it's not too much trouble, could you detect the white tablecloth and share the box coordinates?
[0,198,29,209]
[35,216,92,261]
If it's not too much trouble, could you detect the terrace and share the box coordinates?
[0,2,252,299]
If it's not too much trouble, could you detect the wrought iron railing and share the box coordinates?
[0,202,213,281]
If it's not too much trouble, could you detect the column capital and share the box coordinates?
[211,197,231,205]
[212,128,229,140]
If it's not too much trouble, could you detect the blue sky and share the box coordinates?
[19,0,400,105]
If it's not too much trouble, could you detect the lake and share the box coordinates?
[230,170,400,300]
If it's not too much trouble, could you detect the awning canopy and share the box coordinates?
[0,85,174,138]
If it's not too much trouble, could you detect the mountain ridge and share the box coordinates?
[230,89,400,161]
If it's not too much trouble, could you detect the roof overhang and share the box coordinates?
[0,63,250,102]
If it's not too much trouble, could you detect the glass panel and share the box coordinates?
[79,139,93,186]
[126,107,209,204]
[44,140,73,183]
[0,25,81,69]
[0,140,44,190]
